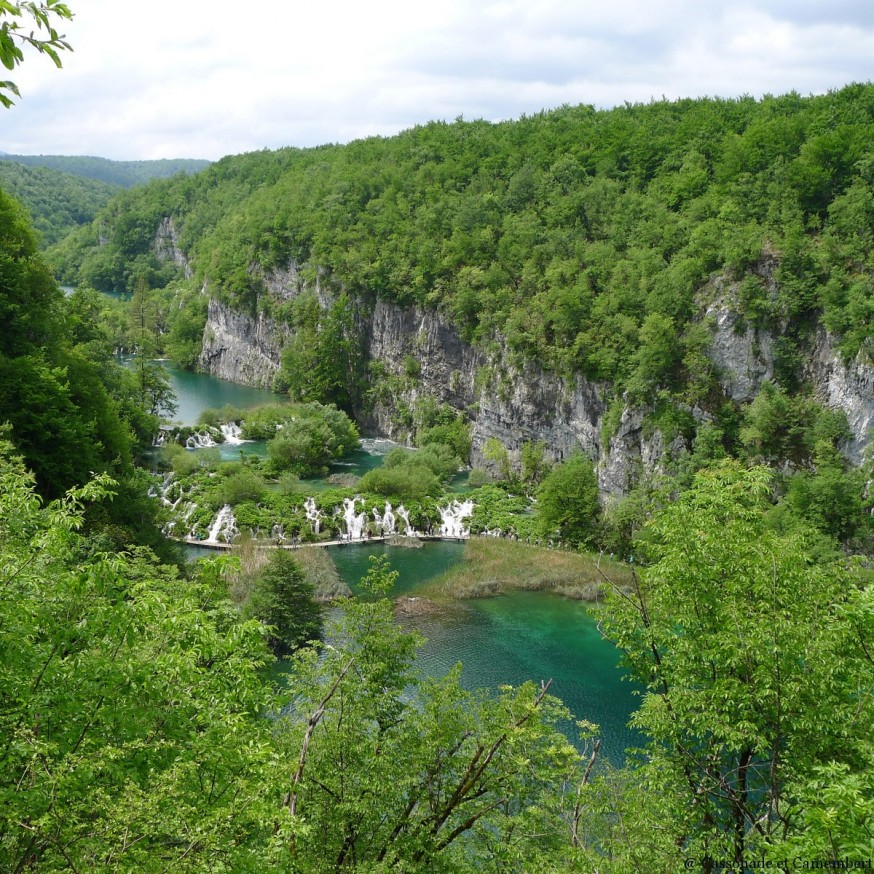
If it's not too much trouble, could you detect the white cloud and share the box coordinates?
[1,0,872,160]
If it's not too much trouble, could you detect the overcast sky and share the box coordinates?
[3,0,873,161]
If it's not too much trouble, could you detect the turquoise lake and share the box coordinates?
[169,361,642,760]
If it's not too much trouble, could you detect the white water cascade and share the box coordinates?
[304,497,323,534]
[341,497,368,540]
[220,422,250,445]
[205,504,239,544]
[358,438,403,455]
[372,501,397,535]
[186,430,217,449]
[438,499,474,537]
[396,505,417,536]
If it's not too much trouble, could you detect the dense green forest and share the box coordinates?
[0,153,210,187]
[53,84,874,391]
[0,187,180,559]
[2,37,874,863]
[47,85,874,555]
[0,160,119,245]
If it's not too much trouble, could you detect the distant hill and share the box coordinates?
[0,162,120,246]
[0,154,210,188]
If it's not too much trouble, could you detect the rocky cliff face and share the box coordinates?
[806,331,873,466]
[198,298,289,388]
[706,297,873,466]
[198,264,872,495]
[154,217,192,279]
[199,280,683,496]
[356,298,611,470]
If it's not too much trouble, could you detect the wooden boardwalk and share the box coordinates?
[178,534,470,551]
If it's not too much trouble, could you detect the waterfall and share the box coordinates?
[220,422,250,445]
[152,430,168,447]
[438,499,474,537]
[304,497,323,534]
[271,524,285,543]
[150,473,177,507]
[186,430,217,449]
[205,505,239,544]
[372,501,397,535]
[358,438,403,455]
[396,505,417,536]
[341,497,368,540]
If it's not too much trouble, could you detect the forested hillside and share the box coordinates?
[0,153,210,187]
[0,160,119,245]
[50,87,873,526]
[55,85,873,379]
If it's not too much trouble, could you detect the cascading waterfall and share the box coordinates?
[304,497,323,534]
[372,501,397,535]
[205,504,238,544]
[152,430,168,447]
[147,475,167,500]
[341,497,368,540]
[219,422,249,445]
[396,505,416,536]
[438,499,474,537]
[186,430,217,449]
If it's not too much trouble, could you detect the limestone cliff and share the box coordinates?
[198,277,683,497]
[198,298,289,388]
[197,263,872,494]
[705,297,872,466]
[154,217,192,279]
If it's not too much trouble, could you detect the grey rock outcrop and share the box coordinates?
[198,298,289,388]
[198,261,872,497]
[707,304,775,402]
[806,330,873,465]
[154,217,192,278]
[706,295,872,464]
[357,299,624,487]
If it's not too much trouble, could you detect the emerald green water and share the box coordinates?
[162,363,282,427]
[331,542,641,761]
[163,360,640,761]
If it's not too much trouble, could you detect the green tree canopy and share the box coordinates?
[535,451,601,545]
[594,462,874,869]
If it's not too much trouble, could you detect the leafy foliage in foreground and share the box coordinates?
[0,450,588,871]
[0,1,72,108]
[0,445,277,871]
[588,462,874,870]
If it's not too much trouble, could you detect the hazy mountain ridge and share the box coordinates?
[0,153,210,188]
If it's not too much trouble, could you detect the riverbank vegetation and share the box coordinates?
[424,537,633,600]
[3,37,874,866]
